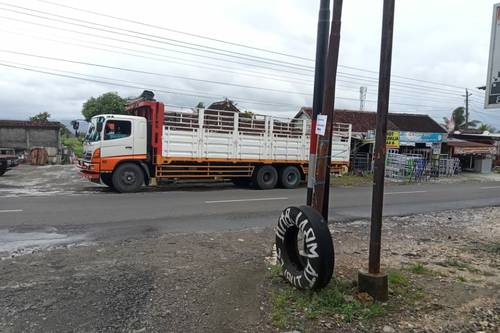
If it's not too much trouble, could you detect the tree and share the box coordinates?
[30,112,50,122]
[196,102,205,109]
[240,110,255,119]
[82,92,128,121]
[478,123,497,133]
[442,107,479,131]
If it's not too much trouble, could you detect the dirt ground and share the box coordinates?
[0,206,498,332]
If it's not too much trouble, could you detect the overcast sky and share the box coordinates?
[0,0,499,128]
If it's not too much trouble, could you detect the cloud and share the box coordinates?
[0,0,498,128]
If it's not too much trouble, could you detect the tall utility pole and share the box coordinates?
[307,0,331,206]
[358,0,395,302]
[312,0,344,220]
[464,88,472,128]
[360,86,367,111]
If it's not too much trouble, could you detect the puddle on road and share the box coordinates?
[0,229,89,258]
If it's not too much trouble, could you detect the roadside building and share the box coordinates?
[0,120,63,164]
[445,131,500,173]
[294,108,447,174]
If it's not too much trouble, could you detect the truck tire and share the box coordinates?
[275,206,334,290]
[0,169,5,176]
[279,166,301,189]
[253,165,278,190]
[112,163,144,193]
[100,173,114,188]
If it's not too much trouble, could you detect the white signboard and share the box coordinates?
[315,115,327,136]
[486,3,500,108]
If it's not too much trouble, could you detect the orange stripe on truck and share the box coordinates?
[99,154,147,172]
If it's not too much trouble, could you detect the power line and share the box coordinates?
[0,28,311,85]
[0,28,469,107]
[0,20,470,104]
[0,14,313,77]
[33,0,315,62]
[0,61,305,108]
[30,0,481,92]
[0,3,483,97]
[0,49,313,96]
[0,49,466,106]
[0,59,461,110]
[0,9,478,98]
[0,2,314,71]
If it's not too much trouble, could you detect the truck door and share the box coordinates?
[101,119,134,158]
[133,117,147,156]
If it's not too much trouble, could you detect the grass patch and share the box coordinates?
[436,259,481,274]
[269,267,425,330]
[457,276,466,282]
[62,136,84,158]
[482,242,500,254]
[388,270,409,287]
[407,262,429,275]
[270,278,385,329]
[387,269,425,305]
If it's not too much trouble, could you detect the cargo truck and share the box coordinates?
[0,148,19,176]
[78,91,351,192]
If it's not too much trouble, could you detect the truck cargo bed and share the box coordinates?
[162,108,351,163]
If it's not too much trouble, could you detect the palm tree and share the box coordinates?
[477,123,497,133]
[442,107,479,131]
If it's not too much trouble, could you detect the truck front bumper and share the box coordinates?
[77,159,101,183]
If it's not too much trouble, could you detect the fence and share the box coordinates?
[385,152,460,182]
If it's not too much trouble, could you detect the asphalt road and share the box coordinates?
[1,181,500,241]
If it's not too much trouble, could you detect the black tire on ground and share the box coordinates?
[253,165,278,190]
[279,166,301,189]
[231,178,251,187]
[275,205,334,290]
[100,173,114,188]
[112,163,144,193]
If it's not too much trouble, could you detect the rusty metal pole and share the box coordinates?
[312,0,343,221]
[358,0,395,302]
[368,0,395,275]
[307,0,331,206]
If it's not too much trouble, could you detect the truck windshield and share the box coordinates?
[85,117,105,142]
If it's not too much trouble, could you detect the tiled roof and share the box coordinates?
[296,107,446,133]
[207,100,240,113]
[446,139,494,148]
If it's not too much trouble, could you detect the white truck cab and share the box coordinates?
[83,114,147,161]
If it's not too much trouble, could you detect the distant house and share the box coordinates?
[445,131,500,173]
[207,99,240,113]
[0,120,62,163]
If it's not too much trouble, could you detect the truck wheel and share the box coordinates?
[112,163,144,193]
[253,165,278,190]
[279,166,301,189]
[0,169,5,176]
[100,174,114,188]
[275,206,334,290]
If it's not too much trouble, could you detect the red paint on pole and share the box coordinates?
[309,120,318,153]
